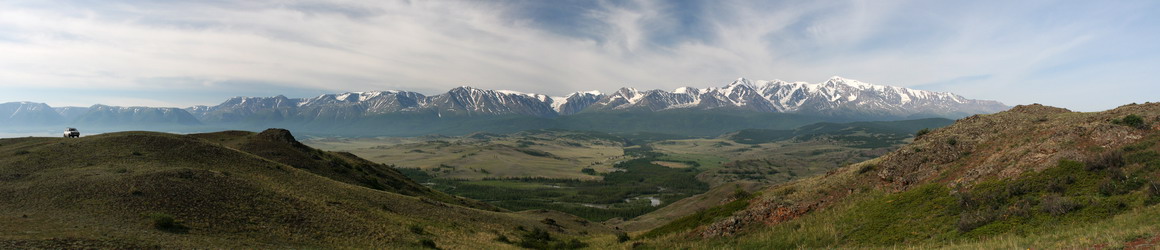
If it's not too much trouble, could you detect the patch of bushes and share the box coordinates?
[409,224,425,235]
[14,150,30,155]
[418,239,438,249]
[494,234,512,243]
[1099,176,1145,196]
[516,228,587,249]
[515,148,555,158]
[1112,114,1148,129]
[1144,181,1160,205]
[1085,150,1124,171]
[581,168,597,175]
[957,208,999,232]
[915,128,932,138]
[616,232,631,243]
[540,218,558,227]
[1046,176,1074,194]
[147,212,188,233]
[1041,194,1080,216]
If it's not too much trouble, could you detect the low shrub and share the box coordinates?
[1041,195,1080,216]
[418,239,438,249]
[616,232,630,243]
[1146,181,1160,205]
[915,128,932,138]
[541,218,558,227]
[1086,151,1124,171]
[517,228,587,249]
[494,235,512,244]
[1113,114,1147,129]
[147,212,187,233]
[957,208,999,232]
[581,168,597,175]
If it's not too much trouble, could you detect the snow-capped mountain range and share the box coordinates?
[0,76,1008,135]
[186,76,1007,122]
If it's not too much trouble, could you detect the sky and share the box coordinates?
[0,0,1157,111]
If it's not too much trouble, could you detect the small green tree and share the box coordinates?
[1113,114,1148,129]
[581,168,597,175]
[616,232,631,243]
[915,128,932,138]
[1123,114,1146,128]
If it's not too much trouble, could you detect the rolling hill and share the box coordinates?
[626,102,1160,248]
[0,129,611,248]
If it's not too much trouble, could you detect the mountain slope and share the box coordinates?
[630,102,1160,248]
[0,130,610,248]
[583,77,1006,118]
[0,102,65,126]
[725,118,955,147]
[74,104,201,128]
[190,129,497,210]
[53,106,90,121]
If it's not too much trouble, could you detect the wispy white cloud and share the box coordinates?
[0,0,1156,111]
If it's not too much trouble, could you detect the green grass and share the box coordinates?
[413,156,710,222]
[642,130,1160,248]
[656,153,727,170]
[639,191,754,239]
[647,151,1160,249]
[466,180,558,190]
[836,184,959,245]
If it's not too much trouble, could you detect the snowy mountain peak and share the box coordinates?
[729,78,759,89]
[674,87,701,95]
[183,76,1006,123]
[583,76,1007,117]
[826,76,878,90]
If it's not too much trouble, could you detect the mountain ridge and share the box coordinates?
[1,77,1008,136]
[187,76,1007,123]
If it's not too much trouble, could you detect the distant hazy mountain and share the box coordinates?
[586,77,1007,119]
[0,77,1008,136]
[0,102,65,126]
[53,106,90,121]
[190,76,1007,123]
[553,91,605,115]
[74,104,201,127]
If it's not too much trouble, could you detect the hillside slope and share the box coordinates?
[0,131,610,248]
[190,129,497,210]
[629,103,1160,248]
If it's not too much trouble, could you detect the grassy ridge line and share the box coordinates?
[630,103,1160,248]
[0,131,611,248]
[192,129,498,210]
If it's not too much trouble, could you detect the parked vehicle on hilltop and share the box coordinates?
[63,128,80,138]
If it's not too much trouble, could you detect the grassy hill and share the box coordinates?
[303,120,937,226]
[725,117,954,147]
[190,129,497,210]
[623,103,1160,248]
[0,130,611,248]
